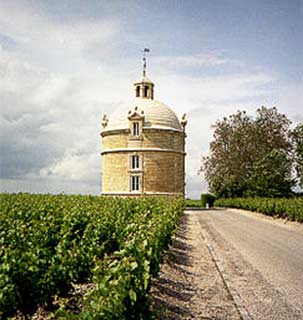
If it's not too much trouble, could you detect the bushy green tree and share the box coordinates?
[245,150,295,197]
[290,122,303,188]
[201,107,294,198]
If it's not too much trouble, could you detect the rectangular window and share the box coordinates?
[133,122,139,136]
[131,155,140,169]
[136,86,140,97]
[144,86,149,98]
[131,176,140,191]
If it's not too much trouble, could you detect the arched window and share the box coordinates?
[136,86,140,97]
[144,86,149,98]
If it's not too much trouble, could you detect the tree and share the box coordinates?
[201,107,294,198]
[246,150,295,197]
[290,122,303,188]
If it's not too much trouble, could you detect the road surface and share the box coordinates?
[195,208,303,320]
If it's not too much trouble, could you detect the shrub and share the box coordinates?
[214,197,303,223]
[185,199,202,208]
[201,193,216,207]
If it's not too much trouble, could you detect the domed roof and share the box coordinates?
[134,75,154,85]
[104,98,182,132]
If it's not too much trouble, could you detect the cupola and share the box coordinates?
[133,48,154,99]
[133,76,154,99]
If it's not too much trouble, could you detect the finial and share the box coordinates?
[102,114,108,128]
[142,48,150,77]
[181,113,187,130]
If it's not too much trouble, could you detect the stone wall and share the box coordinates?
[143,152,184,194]
[102,153,130,193]
[101,128,185,196]
[102,128,185,151]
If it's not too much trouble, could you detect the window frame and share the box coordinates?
[133,122,140,136]
[130,176,140,191]
[136,86,140,97]
[131,155,140,169]
[144,86,149,98]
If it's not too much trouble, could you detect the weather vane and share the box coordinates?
[142,48,150,77]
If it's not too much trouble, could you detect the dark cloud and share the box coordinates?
[0,109,64,178]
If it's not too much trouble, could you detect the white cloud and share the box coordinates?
[277,83,303,124]
[39,150,100,182]
[154,72,276,115]
[154,52,235,68]
[0,43,104,188]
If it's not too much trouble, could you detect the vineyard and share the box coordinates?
[0,193,184,319]
[215,197,303,223]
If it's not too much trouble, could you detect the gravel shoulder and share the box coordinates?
[150,211,240,320]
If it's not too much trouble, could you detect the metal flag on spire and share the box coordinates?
[142,48,150,76]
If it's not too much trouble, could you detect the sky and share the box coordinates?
[0,0,302,198]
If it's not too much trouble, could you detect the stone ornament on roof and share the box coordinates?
[128,106,145,120]
[181,113,187,130]
[102,114,108,128]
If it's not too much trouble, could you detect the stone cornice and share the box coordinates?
[101,128,130,137]
[101,192,183,197]
[101,126,185,137]
[142,126,184,134]
[101,148,186,155]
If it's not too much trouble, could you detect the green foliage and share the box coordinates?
[215,197,303,223]
[201,107,294,198]
[200,194,216,207]
[0,193,184,319]
[290,122,303,188]
[245,150,295,197]
[184,199,203,208]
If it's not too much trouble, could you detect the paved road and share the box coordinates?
[195,208,303,320]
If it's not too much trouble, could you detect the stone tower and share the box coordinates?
[101,61,187,197]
